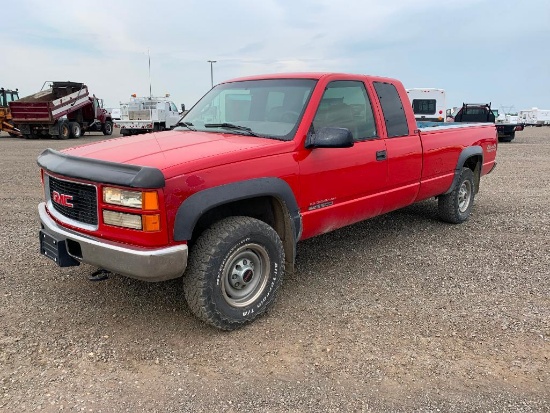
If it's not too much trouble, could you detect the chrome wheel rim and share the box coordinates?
[221,243,270,308]
[458,180,472,213]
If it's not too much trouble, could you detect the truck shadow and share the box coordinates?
[57,199,443,333]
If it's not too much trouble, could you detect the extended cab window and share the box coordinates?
[373,82,409,138]
[313,81,377,141]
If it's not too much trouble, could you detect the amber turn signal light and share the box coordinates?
[142,214,160,232]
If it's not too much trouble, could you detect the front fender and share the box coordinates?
[173,177,301,242]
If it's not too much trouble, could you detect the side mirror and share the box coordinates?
[181,103,186,112]
[305,127,354,149]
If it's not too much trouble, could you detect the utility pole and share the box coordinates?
[148,49,152,98]
[207,60,217,89]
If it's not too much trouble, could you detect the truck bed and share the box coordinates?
[10,82,90,124]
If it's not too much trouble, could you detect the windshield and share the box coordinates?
[179,79,317,140]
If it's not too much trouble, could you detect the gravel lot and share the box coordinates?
[1,127,549,412]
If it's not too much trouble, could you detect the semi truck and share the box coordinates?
[9,81,113,139]
[37,72,497,330]
[114,95,181,135]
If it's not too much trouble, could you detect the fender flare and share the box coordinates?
[173,177,302,242]
[443,146,483,195]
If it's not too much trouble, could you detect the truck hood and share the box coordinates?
[63,130,292,178]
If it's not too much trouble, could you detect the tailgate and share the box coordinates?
[9,101,52,123]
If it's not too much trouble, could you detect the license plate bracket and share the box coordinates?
[39,230,80,267]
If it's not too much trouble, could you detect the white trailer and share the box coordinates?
[518,108,550,126]
[406,88,446,122]
[115,96,181,135]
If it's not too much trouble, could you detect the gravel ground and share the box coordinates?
[0,128,549,412]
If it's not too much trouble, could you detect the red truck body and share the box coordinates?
[37,72,497,330]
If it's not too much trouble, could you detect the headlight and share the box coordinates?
[103,187,158,210]
[103,210,142,229]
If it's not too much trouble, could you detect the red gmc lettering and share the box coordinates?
[52,191,73,208]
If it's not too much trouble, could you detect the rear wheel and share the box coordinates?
[69,122,81,139]
[58,120,70,139]
[498,132,514,143]
[438,167,475,224]
[183,216,285,330]
[102,121,113,135]
[25,129,40,139]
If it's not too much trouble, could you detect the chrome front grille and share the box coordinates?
[47,175,98,226]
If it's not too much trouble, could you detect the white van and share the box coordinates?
[406,88,446,122]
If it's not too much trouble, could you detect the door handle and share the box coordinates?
[376,150,387,161]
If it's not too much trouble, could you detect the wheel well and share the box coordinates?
[464,155,482,193]
[190,196,296,272]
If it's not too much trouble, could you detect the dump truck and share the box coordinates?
[9,81,113,139]
[0,87,21,136]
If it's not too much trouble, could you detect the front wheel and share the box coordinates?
[438,167,475,224]
[102,121,113,135]
[183,216,285,330]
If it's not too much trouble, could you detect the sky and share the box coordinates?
[2,0,550,113]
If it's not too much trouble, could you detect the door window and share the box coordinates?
[312,81,377,141]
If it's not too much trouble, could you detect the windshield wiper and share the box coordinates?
[204,123,259,136]
[175,121,196,131]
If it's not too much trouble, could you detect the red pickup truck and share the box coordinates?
[37,73,497,330]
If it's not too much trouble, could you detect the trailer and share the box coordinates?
[518,108,550,126]
[114,95,181,135]
[406,88,446,122]
[9,81,113,139]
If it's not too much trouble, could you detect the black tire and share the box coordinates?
[58,120,70,139]
[438,167,475,224]
[69,121,81,139]
[183,216,285,330]
[102,121,113,136]
[498,134,514,143]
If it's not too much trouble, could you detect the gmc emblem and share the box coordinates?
[52,191,74,208]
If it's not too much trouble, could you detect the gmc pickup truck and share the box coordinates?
[37,73,498,330]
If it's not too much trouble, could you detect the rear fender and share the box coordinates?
[443,146,483,195]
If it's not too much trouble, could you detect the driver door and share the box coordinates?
[298,80,388,239]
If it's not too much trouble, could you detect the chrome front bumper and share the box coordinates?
[38,203,188,282]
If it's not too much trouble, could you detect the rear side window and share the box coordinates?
[373,82,409,138]
[412,99,436,115]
